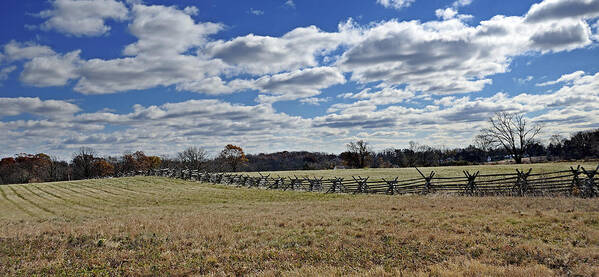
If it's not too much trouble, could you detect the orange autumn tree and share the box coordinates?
[93,159,115,177]
[218,144,248,172]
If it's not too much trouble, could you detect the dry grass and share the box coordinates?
[0,176,598,276]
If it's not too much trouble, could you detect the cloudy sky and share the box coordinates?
[1,0,599,159]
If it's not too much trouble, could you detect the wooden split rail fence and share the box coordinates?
[130,165,599,198]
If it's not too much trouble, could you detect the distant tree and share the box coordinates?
[72,147,96,179]
[218,144,248,172]
[473,135,494,152]
[344,140,372,168]
[92,159,115,177]
[0,157,17,184]
[147,156,162,169]
[133,151,150,171]
[47,156,69,182]
[178,147,208,171]
[339,151,360,168]
[562,129,599,159]
[476,112,542,164]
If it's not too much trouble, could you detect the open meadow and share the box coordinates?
[1,169,598,275]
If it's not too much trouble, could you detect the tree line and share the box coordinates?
[1,113,599,184]
[0,144,248,185]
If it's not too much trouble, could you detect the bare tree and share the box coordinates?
[72,147,96,179]
[473,135,494,152]
[178,147,209,171]
[476,112,542,164]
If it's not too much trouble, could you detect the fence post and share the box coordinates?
[327,178,345,193]
[352,176,370,194]
[287,176,302,190]
[463,170,479,196]
[514,168,532,196]
[307,177,323,191]
[382,177,399,195]
[269,176,283,189]
[258,173,270,187]
[416,168,435,194]
[570,166,582,196]
[580,165,599,198]
[305,177,315,191]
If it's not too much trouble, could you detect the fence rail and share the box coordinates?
[125,165,599,198]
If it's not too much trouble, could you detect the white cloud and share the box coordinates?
[536,70,585,86]
[249,8,264,16]
[300,97,330,105]
[68,4,226,94]
[183,6,199,16]
[515,75,534,85]
[250,67,346,103]
[284,0,295,8]
[435,8,458,20]
[376,0,416,10]
[20,50,82,87]
[338,2,597,95]
[0,97,80,119]
[206,24,352,75]
[39,0,129,37]
[452,0,473,8]
[0,66,16,82]
[6,0,599,107]
[526,0,599,23]
[4,71,599,157]
[317,71,599,143]
[2,41,56,62]
[529,20,593,53]
[329,86,415,113]
[74,55,227,94]
[124,4,222,57]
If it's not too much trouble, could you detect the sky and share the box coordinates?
[1,0,599,159]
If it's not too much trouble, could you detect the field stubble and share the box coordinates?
[0,172,598,276]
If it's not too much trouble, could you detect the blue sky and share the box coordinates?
[1,0,599,159]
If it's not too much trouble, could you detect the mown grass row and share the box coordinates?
[0,176,598,275]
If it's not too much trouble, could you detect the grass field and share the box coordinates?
[243,162,599,180]
[1,171,598,275]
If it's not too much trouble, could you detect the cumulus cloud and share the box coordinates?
[20,50,82,87]
[337,19,500,94]
[38,0,129,36]
[319,71,599,138]
[435,8,459,20]
[329,86,414,113]
[0,97,80,119]
[206,24,351,75]
[526,0,599,23]
[74,55,226,94]
[300,97,330,105]
[65,4,226,94]
[537,70,586,86]
[284,0,295,8]
[123,4,222,56]
[529,20,593,52]
[249,8,264,16]
[3,71,599,157]
[8,0,598,102]
[249,67,346,103]
[2,41,56,62]
[0,66,16,82]
[338,2,597,94]
[376,0,416,10]
[452,0,473,8]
